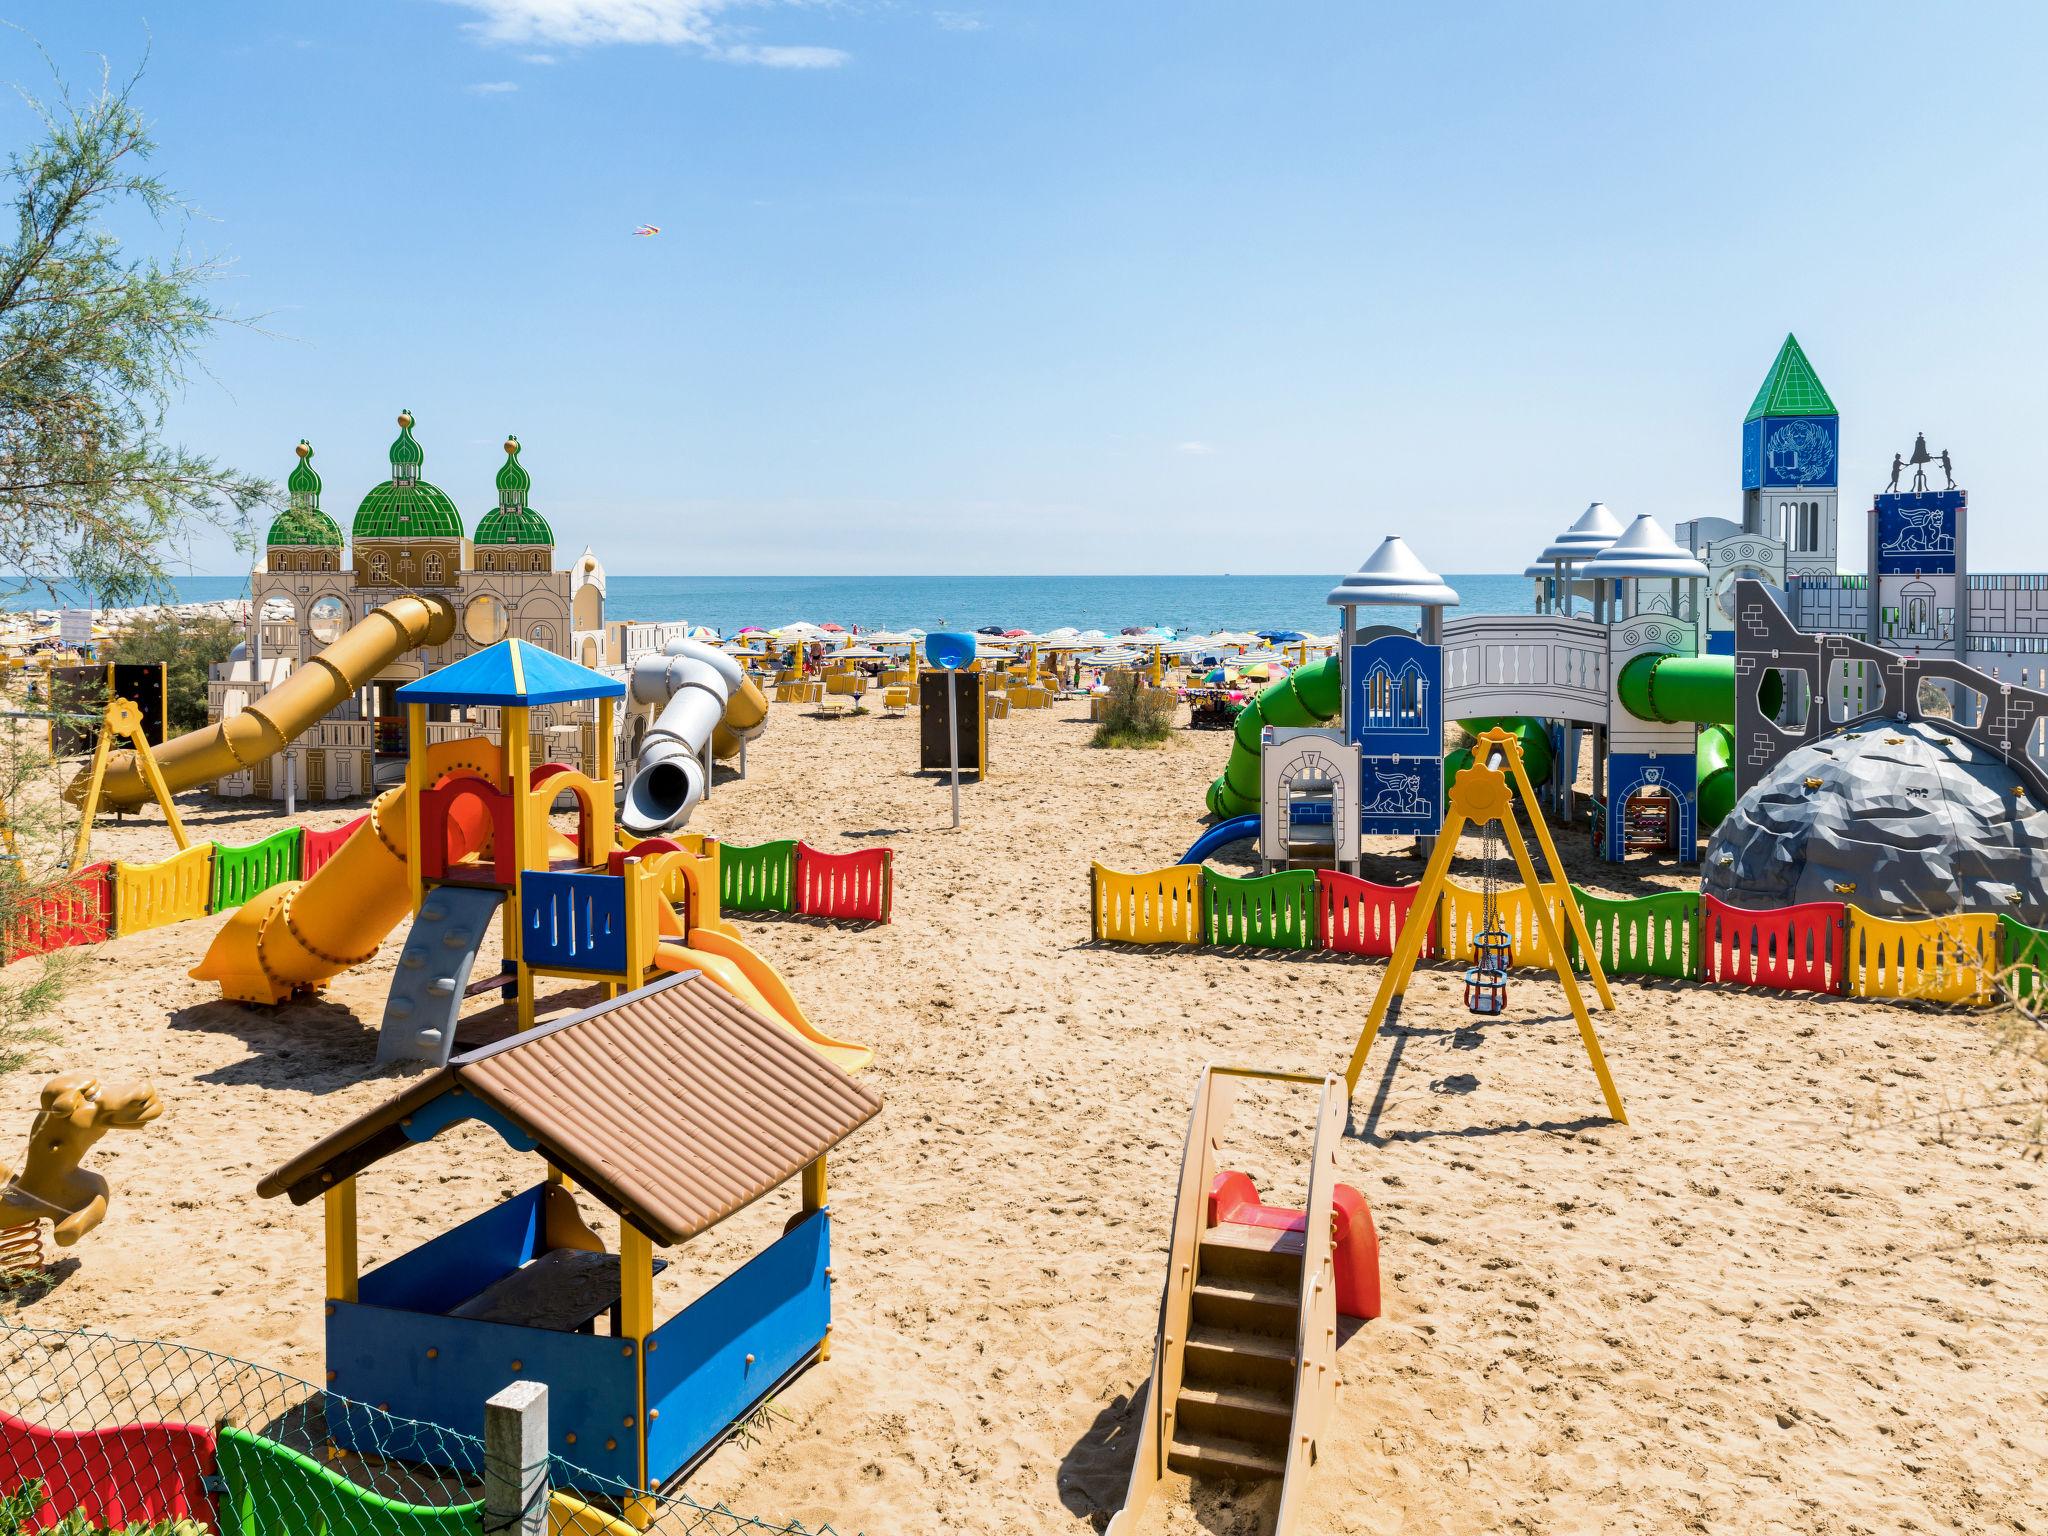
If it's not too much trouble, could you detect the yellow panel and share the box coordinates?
[1091,862,1203,945]
[1438,878,1571,973]
[114,842,215,935]
[1846,909,1998,1004]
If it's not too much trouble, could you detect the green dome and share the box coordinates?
[474,435,555,546]
[353,410,464,539]
[268,440,343,547]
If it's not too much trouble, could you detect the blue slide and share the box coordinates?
[1179,814,1260,865]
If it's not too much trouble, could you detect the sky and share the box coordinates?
[5,1,2047,578]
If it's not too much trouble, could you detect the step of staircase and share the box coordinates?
[1199,1221,1306,1287]
[1174,1382,1292,1448]
[1167,1429,1286,1482]
[1182,1322,1297,1392]
[1191,1271,1299,1338]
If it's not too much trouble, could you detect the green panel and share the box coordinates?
[210,828,304,912]
[215,1425,482,1536]
[1568,888,1699,980]
[1201,868,1318,950]
[474,506,555,546]
[1745,333,1837,421]
[352,480,464,539]
[1998,914,2048,1007]
[720,838,797,912]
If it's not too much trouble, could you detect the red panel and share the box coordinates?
[0,1411,217,1532]
[418,777,516,885]
[1699,895,1846,994]
[2,864,113,964]
[1316,869,1433,959]
[795,842,893,923]
[300,813,369,881]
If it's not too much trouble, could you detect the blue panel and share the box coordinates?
[397,638,626,707]
[359,1185,546,1315]
[1357,753,1442,837]
[522,871,628,972]
[1601,754,1697,865]
[1706,630,1734,657]
[1875,489,1963,575]
[643,1212,831,1485]
[328,1302,640,1490]
[1757,415,1837,489]
[1740,417,1762,490]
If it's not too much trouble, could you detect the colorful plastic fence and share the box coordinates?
[795,842,893,923]
[301,813,368,881]
[112,843,213,937]
[0,863,112,965]
[211,827,304,912]
[1570,889,1699,981]
[720,838,796,913]
[1091,861,1204,945]
[1699,896,1846,993]
[1202,868,1317,950]
[0,1410,217,1532]
[1999,914,2048,1008]
[1438,878,1572,972]
[1844,910,1999,1005]
[1317,869,1434,958]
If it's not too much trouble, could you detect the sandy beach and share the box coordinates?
[4,699,2044,1535]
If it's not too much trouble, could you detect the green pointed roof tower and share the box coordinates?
[352,409,465,540]
[266,441,344,547]
[474,435,556,546]
[1745,333,1837,421]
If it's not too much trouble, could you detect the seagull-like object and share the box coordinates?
[632,224,661,238]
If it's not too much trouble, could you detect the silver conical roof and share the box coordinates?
[1537,501,1625,563]
[1326,535,1459,608]
[1581,513,1708,581]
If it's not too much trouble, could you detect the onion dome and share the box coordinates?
[1537,501,1624,564]
[1581,514,1708,581]
[352,409,464,540]
[475,435,556,546]
[266,440,344,547]
[1326,535,1459,608]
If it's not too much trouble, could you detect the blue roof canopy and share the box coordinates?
[396,639,625,707]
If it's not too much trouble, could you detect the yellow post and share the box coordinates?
[324,1179,359,1303]
[596,694,616,791]
[1343,805,1467,1095]
[405,702,428,917]
[803,1154,830,1357]
[66,712,115,873]
[123,706,190,853]
[1495,729,1615,1010]
[620,1222,655,1494]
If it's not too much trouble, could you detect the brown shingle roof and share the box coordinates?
[258,971,882,1246]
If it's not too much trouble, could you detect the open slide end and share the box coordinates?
[621,755,704,835]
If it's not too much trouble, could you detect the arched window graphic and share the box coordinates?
[423,551,445,586]
[368,552,389,583]
[529,621,555,651]
[1362,663,1427,732]
[1902,581,1936,638]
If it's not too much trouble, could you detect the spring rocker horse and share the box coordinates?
[1344,725,1628,1124]
[0,1073,164,1276]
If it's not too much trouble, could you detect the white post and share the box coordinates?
[284,750,296,817]
[701,737,714,802]
[484,1379,549,1536]
[946,670,962,829]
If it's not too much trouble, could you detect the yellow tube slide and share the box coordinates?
[710,676,770,760]
[190,737,503,1005]
[71,593,458,812]
[652,930,872,1074]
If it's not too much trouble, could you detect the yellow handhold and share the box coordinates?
[1803,776,1824,790]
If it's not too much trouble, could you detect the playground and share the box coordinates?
[5,695,2042,1534]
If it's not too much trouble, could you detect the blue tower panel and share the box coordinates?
[1756,415,1838,490]
[1348,633,1444,836]
[1875,490,1963,575]
[1741,418,1763,490]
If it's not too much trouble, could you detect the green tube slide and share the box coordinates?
[1614,652,1779,831]
[1441,717,1553,798]
[1205,655,1343,818]
[1696,723,1736,829]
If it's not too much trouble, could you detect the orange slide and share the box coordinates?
[650,921,872,1074]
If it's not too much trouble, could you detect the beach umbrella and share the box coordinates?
[1258,629,1307,643]
[1200,666,1226,684]
[1043,626,1080,640]
[832,644,890,660]
[864,630,916,646]
[821,622,846,633]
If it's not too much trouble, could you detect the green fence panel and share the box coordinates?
[719,838,797,912]
[215,1425,482,1536]
[1568,887,1699,980]
[1998,913,2048,1008]
[1201,868,1319,950]
[209,828,304,913]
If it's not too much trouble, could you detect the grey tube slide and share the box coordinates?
[622,637,742,834]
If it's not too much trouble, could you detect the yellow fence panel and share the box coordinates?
[1092,862,1204,945]
[114,843,215,936]
[1438,878,1572,972]
[1845,909,1999,1005]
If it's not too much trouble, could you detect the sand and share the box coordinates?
[3,700,2045,1535]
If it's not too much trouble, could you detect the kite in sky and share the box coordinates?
[633,224,661,237]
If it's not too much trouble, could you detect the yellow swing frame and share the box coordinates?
[1343,725,1627,1123]
[66,696,189,873]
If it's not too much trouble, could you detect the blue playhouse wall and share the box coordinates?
[1348,632,1443,837]
[1601,752,1699,865]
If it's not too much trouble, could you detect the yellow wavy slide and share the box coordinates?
[651,898,871,1073]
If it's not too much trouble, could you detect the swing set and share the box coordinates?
[0,695,186,872]
[1343,724,1628,1124]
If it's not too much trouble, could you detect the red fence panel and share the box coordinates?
[0,1411,218,1532]
[795,842,893,923]
[1699,895,1847,994]
[1316,870,1433,958]
[2,863,113,965]
[300,814,369,882]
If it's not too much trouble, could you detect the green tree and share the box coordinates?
[0,52,269,605]
[103,608,238,734]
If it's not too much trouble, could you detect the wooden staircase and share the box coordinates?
[1168,1222,1303,1482]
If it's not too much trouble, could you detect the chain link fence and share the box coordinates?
[0,1322,857,1535]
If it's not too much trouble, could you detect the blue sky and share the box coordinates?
[6,2,2046,577]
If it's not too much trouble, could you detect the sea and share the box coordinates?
[5,572,1535,637]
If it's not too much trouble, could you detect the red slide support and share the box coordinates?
[1208,1170,1381,1322]
[1316,869,1433,959]
[795,841,893,923]
[1699,895,1846,994]
[0,1411,218,1532]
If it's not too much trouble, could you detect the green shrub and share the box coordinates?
[1091,670,1176,749]
[0,1480,204,1536]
